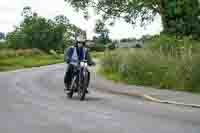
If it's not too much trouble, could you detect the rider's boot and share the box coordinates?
[64,83,70,91]
[86,88,89,93]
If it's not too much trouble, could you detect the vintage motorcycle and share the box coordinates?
[66,60,90,101]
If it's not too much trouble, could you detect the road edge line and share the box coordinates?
[94,87,200,108]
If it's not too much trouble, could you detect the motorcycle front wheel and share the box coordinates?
[78,72,88,101]
[67,76,77,98]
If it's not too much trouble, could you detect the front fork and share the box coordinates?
[79,68,88,88]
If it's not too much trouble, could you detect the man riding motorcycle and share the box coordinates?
[64,31,95,93]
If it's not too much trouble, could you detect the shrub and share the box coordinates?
[16,48,45,56]
[6,12,80,52]
[90,44,106,52]
[49,49,60,59]
[0,41,8,49]
[106,43,116,50]
[0,49,16,58]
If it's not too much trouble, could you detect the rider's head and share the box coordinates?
[75,31,87,48]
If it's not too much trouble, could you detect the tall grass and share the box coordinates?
[91,51,105,59]
[101,47,200,93]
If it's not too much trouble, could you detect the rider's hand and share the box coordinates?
[91,61,96,66]
[88,61,96,66]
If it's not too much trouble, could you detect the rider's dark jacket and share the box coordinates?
[64,46,93,66]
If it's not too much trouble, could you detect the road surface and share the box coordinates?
[0,64,199,133]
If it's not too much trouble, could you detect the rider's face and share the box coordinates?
[77,42,83,48]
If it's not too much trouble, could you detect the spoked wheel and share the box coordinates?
[78,85,86,101]
[67,77,76,98]
[67,89,73,98]
[78,73,88,101]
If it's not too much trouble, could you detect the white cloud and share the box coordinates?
[0,0,162,39]
[0,0,22,32]
[111,14,163,39]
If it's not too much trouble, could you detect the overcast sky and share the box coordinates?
[0,0,163,39]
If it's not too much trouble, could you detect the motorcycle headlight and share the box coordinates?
[80,62,85,67]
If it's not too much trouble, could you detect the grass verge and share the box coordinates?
[0,55,64,72]
[91,51,105,59]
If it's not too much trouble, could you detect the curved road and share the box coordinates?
[0,64,199,133]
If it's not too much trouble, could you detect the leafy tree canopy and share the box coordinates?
[65,0,200,39]
[7,6,82,52]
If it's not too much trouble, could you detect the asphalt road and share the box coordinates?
[0,64,199,133]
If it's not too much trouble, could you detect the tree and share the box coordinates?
[95,19,111,44]
[7,31,26,49]
[54,15,70,25]
[0,32,5,40]
[65,0,200,39]
[7,7,82,52]
[21,6,33,18]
